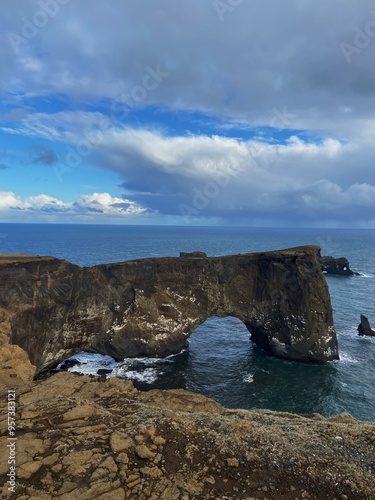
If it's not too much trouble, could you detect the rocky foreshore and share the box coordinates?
[0,372,374,500]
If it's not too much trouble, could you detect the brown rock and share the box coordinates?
[100,456,118,473]
[62,450,93,476]
[17,461,43,479]
[0,362,374,499]
[110,431,134,453]
[135,444,156,459]
[140,466,163,478]
[152,435,166,445]
[226,457,239,467]
[116,452,129,464]
[57,482,78,495]
[63,404,96,421]
[0,344,35,394]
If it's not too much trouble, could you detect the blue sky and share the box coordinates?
[1,0,375,226]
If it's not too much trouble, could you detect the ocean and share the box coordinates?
[0,223,374,421]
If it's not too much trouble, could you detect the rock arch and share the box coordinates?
[0,246,338,374]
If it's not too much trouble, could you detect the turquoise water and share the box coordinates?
[1,223,374,421]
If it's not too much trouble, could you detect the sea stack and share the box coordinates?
[358,314,375,337]
[320,256,360,276]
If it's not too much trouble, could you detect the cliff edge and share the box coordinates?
[0,373,374,499]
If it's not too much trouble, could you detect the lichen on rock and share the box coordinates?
[0,372,374,499]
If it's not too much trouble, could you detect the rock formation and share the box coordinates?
[358,314,375,337]
[0,372,374,499]
[179,251,207,258]
[0,251,374,499]
[320,255,360,276]
[0,245,338,375]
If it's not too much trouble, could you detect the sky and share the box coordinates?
[1,0,375,227]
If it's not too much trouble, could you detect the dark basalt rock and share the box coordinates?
[97,368,113,375]
[358,314,375,337]
[0,246,339,374]
[320,256,360,276]
[59,359,81,370]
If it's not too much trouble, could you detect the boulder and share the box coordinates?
[0,344,36,395]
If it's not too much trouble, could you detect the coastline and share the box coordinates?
[0,242,374,497]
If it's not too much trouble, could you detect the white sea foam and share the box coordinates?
[337,352,359,364]
[243,373,254,383]
[113,367,158,384]
[57,350,185,382]
[56,352,116,376]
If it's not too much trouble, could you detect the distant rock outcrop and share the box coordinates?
[0,246,338,375]
[358,314,375,337]
[179,251,207,258]
[320,256,360,276]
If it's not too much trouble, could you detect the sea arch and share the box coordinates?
[2,246,339,374]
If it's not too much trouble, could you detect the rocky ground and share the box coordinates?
[0,372,374,499]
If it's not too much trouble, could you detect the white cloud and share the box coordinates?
[0,191,147,218]
[0,192,24,210]
[302,181,375,210]
[76,192,146,216]
[98,126,346,185]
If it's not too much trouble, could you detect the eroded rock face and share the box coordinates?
[0,246,338,374]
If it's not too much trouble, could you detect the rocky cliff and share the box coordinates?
[0,250,373,499]
[0,246,338,375]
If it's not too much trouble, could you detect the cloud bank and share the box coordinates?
[0,191,147,220]
[1,0,375,226]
